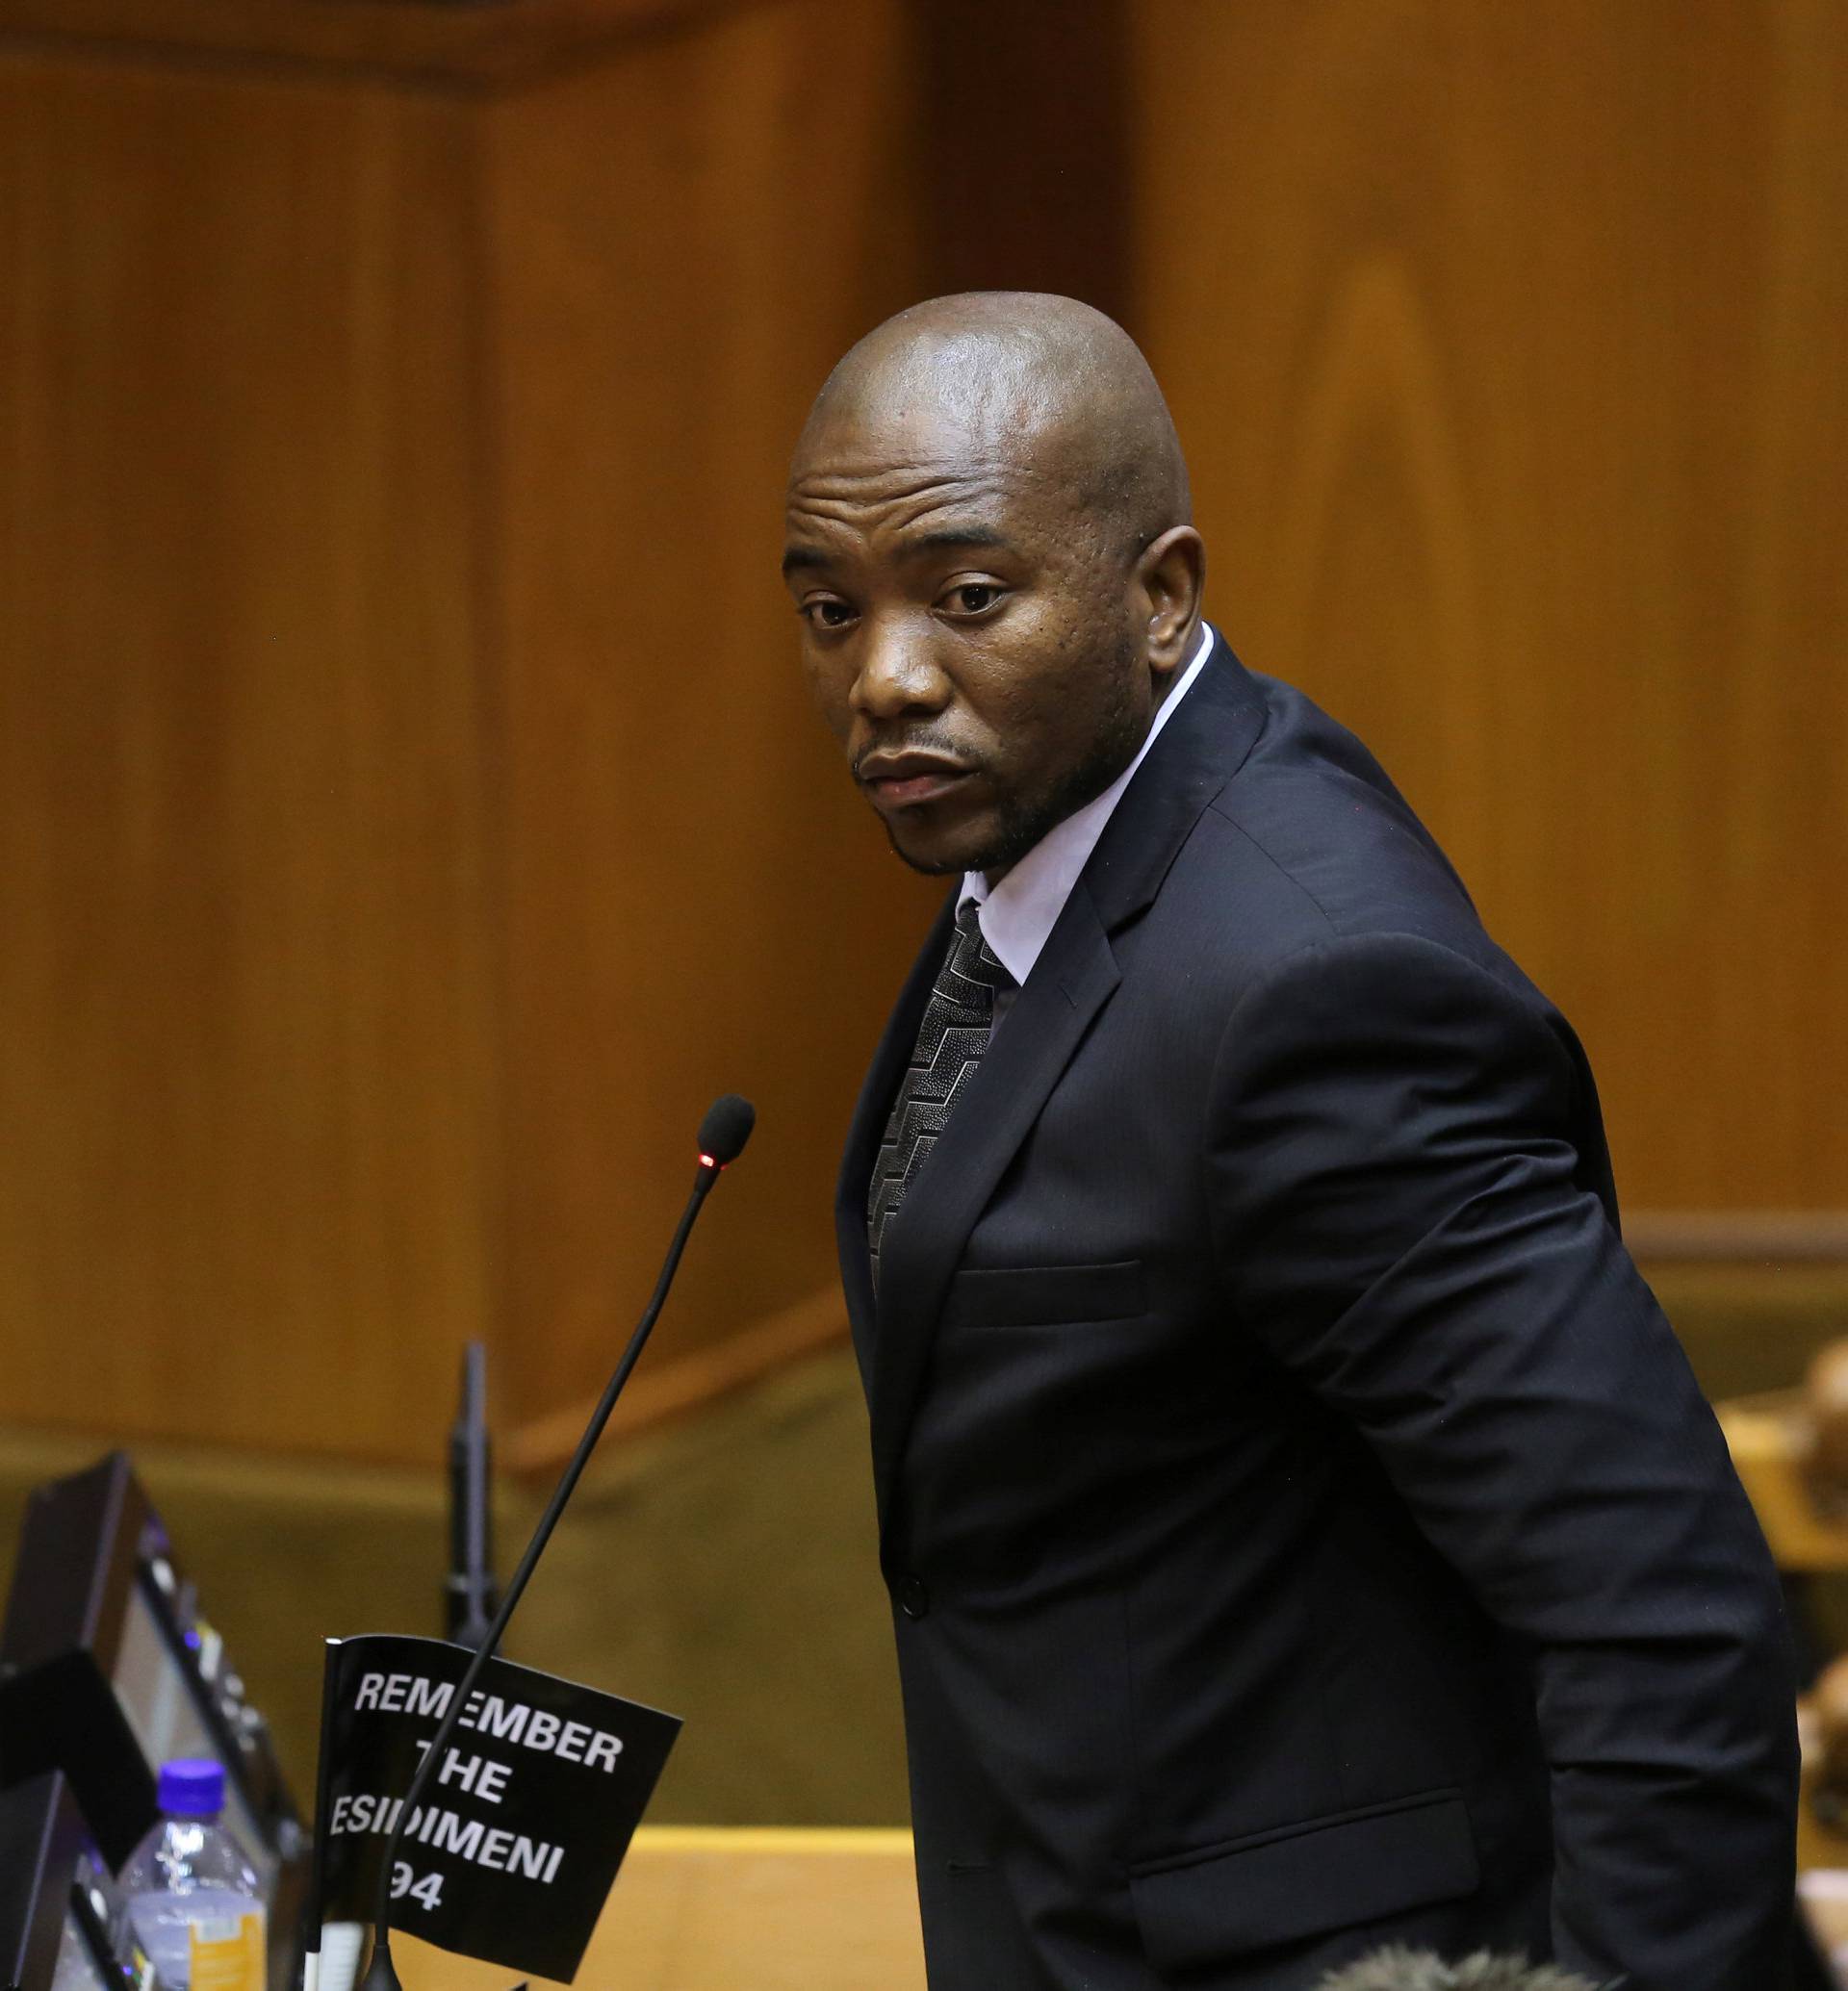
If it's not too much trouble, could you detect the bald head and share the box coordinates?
[796,292,1191,558]
[785,292,1206,881]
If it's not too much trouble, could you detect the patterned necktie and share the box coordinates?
[866,900,1014,1287]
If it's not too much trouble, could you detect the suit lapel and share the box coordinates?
[845,637,1270,1532]
[1081,637,1265,932]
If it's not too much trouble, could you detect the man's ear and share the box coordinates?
[1138,525,1206,683]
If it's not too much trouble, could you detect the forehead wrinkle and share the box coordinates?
[785,456,1022,504]
[788,464,1016,525]
[787,479,985,522]
[787,457,1048,532]
[785,486,1037,572]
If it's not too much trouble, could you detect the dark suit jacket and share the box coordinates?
[834,639,1798,1991]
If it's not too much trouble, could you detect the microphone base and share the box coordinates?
[360,1948,404,1991]
[358,1941,524,1991]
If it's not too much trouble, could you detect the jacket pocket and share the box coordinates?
[944,1259,1145,1329]
[1127,1788,1478,1973]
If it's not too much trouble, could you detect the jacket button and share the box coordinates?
[897,1574,931,1620]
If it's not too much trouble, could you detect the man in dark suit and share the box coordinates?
[783,293,1797,1990]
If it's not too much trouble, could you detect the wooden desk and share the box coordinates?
[398,1827,926,1990]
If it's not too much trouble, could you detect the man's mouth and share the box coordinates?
[856,751,977,809]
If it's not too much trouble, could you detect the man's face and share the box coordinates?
[784,400,1151,879]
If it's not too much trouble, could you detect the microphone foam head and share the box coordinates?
[698,1093,757,1166]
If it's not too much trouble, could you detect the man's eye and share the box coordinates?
[803,599,856,629]
[945,582,1003,615]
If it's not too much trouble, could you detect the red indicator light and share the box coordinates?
[699,1152,720,1169]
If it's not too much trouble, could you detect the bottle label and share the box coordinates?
[188,1909,266,1991]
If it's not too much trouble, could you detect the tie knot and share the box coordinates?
[947,900,1013,1002]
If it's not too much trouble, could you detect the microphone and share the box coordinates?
[698,1092,755,1168]
[358,1096,756,1991]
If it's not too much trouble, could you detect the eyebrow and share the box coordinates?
[781,543,832,578]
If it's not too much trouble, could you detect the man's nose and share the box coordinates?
[850,618,951,720]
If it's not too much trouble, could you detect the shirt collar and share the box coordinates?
[960,622,1216,987]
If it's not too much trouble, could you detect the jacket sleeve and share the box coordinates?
[1204,930,1799,1991]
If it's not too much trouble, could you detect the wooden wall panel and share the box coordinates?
[0,54,501,1459]
[0,0,938,1464]
[910,0,1132,321]
[1129,0,1848,1210]
[8,0,1837,1470]
[482,0,938,1426]
[0,0,732,86]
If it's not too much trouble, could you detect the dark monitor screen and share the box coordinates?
[0,1773,128,1991]
[0,1455,305,1988]
[108,1570,278,1893]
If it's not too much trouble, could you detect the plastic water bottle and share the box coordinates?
[119,1760,266,1991]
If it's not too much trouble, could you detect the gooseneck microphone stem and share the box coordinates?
[360,1110,750,1991]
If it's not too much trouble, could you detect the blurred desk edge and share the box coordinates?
[396,1825,926,1990]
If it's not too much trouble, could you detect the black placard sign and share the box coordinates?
[313,1635,680,1982]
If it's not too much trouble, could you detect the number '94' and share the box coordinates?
[390,1863,444,1911]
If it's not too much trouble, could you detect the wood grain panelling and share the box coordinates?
[482,0,937,1428]
[909,0,1132,321]
[1130,0,1847,1210]
[0,0,732,87]
[9,0,1838,1469]
[0,1,937,1465]
[0,54,501,1458]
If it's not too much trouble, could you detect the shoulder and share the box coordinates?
[1113,658,1602,1143]
[1216,670,1476,939]
[1158,659,1539,1010]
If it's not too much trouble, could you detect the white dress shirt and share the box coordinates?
[960,622,1216,1000]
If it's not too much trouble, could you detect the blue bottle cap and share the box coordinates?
[157,1758,224,1818]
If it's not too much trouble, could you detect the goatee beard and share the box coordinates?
[886,686,1147,881]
